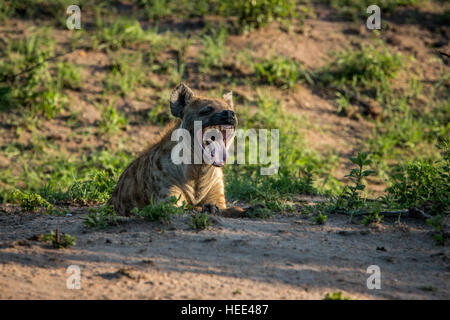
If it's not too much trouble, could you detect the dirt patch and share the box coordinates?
[0,207,448,299]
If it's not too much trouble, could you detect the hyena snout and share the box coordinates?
[219,110,235,121]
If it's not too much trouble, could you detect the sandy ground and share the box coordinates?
[0,206,448,300]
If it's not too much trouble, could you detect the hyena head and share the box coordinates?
[169,83,237,167]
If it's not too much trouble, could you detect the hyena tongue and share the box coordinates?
[210,139,227,166]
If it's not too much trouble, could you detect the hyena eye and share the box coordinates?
[199,106,213,116]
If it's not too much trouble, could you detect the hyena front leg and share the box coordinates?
[159,185,189,207]
[200,181,247,218]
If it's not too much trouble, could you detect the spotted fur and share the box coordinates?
[108,83,243,217]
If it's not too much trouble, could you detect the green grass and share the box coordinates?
[98,101,128,135]
[316,42,404,97]
[230,0,298,32]
[65,170,118,204]
[200,26,228,72]
[84,204,123,228]
[56,62,83,91]
[104,52,145,96]
[0,28,67,118]
[312,212,327,224]
[10,189,54,212]
[92,17,151,51]
[386,140,449,214]
[131,195,188,223]
[427,214,446,246]
[146,90,173,125]
[367,73,449,166]
[0,148,131,204]
[254,56,312,89]
[188,212,211,230]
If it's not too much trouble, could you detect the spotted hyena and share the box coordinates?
[108,83,245,217]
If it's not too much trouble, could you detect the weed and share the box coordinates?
[247,205,273,219]
[317,42,404,98]
[361,204,384,225]
[56,62,82,90]
[132,195,187,223]
[312,212,327,225]
[386,140,449,214]
[11,189,53,212]
[146,91,172,125]
[254,56,311,89]
[0,149,131,204]
[230,0,297,32]
[67,170,118,204]
[232,289,242,295]
[334,152,376,211]
[105,52,145,96]
[0,0,74,22]
[188,212,211,230]
[200,26,227,71]
[93,18,150,51]
[84,204,123,228]
[426,215,445,246]
[0,28,68,119]
[98,102,128,135]
[323,291,351,300]
[42,229,76,249]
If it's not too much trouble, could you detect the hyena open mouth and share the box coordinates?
[195,125,235,167]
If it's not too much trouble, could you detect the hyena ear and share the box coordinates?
[170,83,194,118]
[222,91,233,108]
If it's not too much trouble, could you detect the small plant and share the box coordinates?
[231,0,297,32]
[132,195,187,223]
[98,102,128,134]
[335,152,376,211]
[147,92,172,125]
[84,204,122,228]
[56,62,82,90]
[92,18,150,51]
[361,205,384,226]
[232,289,242,295]
[68,170,118,204]
[254,56,311,89]
[426,215,445,246]
[312,212,327,225]
[246,201,293,219]
[11,189,53,212]
[105,52,145,96]
[188,212,211,230]
[317,42,404,95]
[386,140,449,215]
[323,291,351,300]
[247,206,273,219]
[42,229,76,249]
[0,28,68,119]
[200,26,227,71]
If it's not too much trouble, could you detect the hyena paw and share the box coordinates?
[201,203,221,215]
[220,206,247,218]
